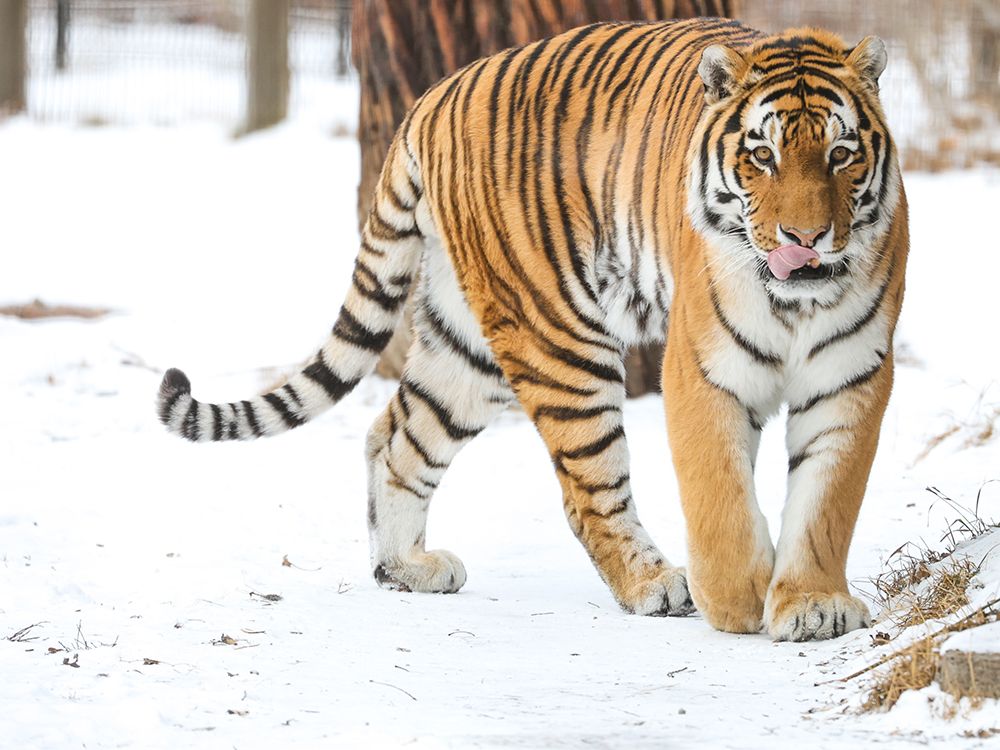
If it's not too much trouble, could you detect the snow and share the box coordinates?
[944,621,1000,655]
[2,113,1000,748]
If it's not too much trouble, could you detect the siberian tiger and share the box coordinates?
[158,18,907,641]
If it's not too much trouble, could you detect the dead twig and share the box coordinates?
[249,591,283,603]
[6,622,46,642]
[369,679,417,701]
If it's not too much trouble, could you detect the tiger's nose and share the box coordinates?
[779,224,829,248]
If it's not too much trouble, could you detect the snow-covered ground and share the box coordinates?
[2,116,1000,749]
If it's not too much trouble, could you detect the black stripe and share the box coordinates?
[351,264,407,312]
[360,240,385,257]
[421,303,504,378]
[402,378,481,442]
[809,277,890,359]
[263,393,305,429]
[788,355,887,416]
[759,81,844,107]
[385,458,431,500]
[181,400,200,441]
[787,425,849,473]
[367,207,419,241]
[560,424,625,461]
[210,403,222,441]
[397,388,411,419]
[302,351,355,402]
[542,341,623,383]
[695,357,752,414]
[534,404,617,422]
[402,426,449,470]
[283,384,302,407]
[333,307,393,352]
[383,181,414,213]
[711,287,782,367]
[226,404,239,440]
[756,35,843,55]
[241,400,262,437]
[507,370,599,398]
[580,496,632,520]
[788,451,810,472]
[574,472,630,494]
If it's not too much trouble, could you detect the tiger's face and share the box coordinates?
[688,31,900,303]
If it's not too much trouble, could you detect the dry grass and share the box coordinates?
[858,599,1000,712]
[853,486,1000,712]
[915,398,1000,465]
[861,633,939,712]
[869,486,996,628]
[895,557,980,629]
[871,542,941,607]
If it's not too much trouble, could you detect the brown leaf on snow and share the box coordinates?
[143,658,160,665]
[0,299,110,320]
[870,631,892,647]
[282,555,292,567]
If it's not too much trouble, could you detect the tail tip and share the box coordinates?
[160,367,192,396]
[158,367,192,427]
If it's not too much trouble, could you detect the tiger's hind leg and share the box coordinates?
[491,331,693,616]
[365,246,513,594]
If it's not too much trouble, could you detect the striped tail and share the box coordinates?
[157,140,424,442]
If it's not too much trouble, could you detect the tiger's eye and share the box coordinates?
[830,146,851,163]
[753,146,774,163]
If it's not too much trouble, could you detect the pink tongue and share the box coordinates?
[767,244,820,281]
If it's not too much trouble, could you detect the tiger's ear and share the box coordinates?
[846,36,887,89]
[698,45,747,104]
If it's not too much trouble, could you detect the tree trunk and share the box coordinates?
[56,0,70,71]
[352,0,514,378]
[354,0,742,392]
[0,0,27,114]
[510,0,741,42]
[970,1,1000,114]
[245,0,289,134]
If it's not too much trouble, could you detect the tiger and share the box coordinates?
[157,18,908,642]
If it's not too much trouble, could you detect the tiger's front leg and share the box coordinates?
[763,356,892,641]
[662,305,776,634]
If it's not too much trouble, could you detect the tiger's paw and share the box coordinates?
[688,559,771,634]
[373,549,467,594]
[765,590,871,642]
[621,566,695,617]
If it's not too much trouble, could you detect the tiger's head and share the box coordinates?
[688,29,901,303]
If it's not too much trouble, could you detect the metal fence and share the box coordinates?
[18,0,1000,168]
[24,0,354,131]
